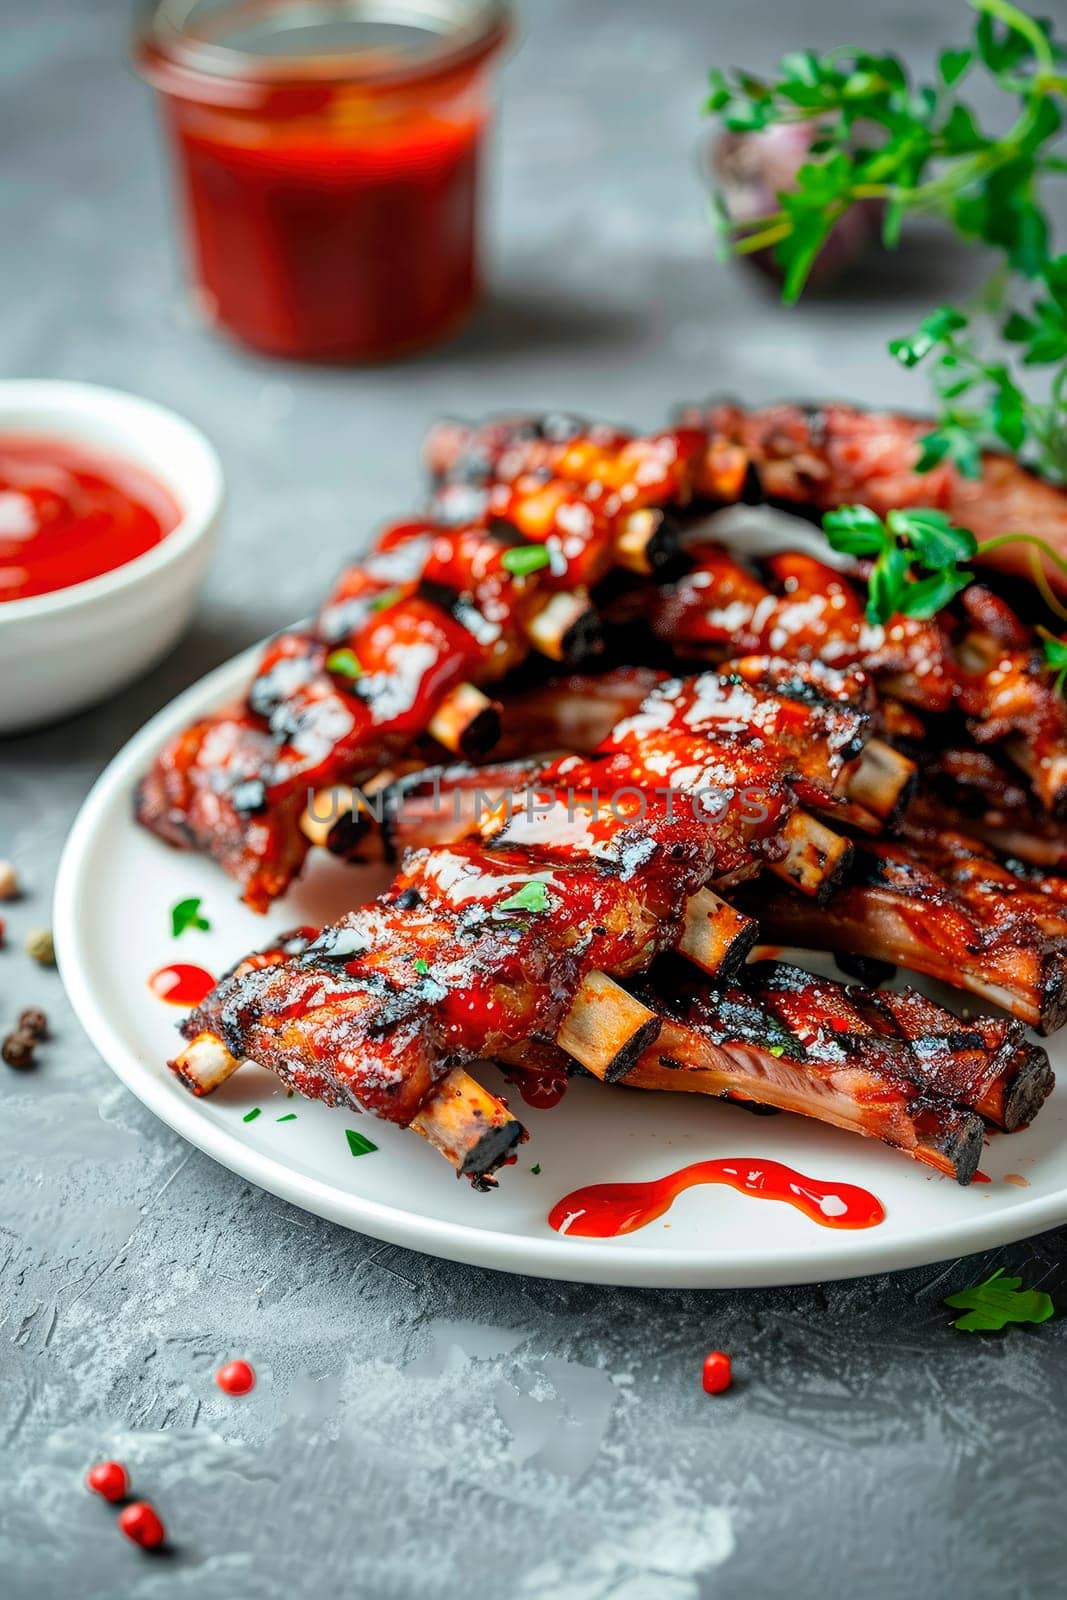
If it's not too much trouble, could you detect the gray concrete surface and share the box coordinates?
[2,1,1066,1595]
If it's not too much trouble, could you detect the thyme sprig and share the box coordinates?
[706,0,1067,481]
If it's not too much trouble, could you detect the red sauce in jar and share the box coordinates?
[0,436,180,603]
[136,2,509,361]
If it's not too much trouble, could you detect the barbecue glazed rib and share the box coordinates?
[313,657,879,901]
[174,928,526,1187]
[953,585,1067,818]
[428,411,1067,815]
[170,658,888,1172]
[499,958,1051,1183]
[619,960,1052,1183]
[645,541,957,712]
[744,831,1067,1034]
[644,543,1067,819]
[676,400,1067,591]
[424,416,743,580]
[136,409,739,912]
[911,750,1067,871]
[136,516,607,909]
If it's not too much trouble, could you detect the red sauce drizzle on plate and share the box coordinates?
[0,435,180,602]
[148,963,216,1007]
[548,1157,885,1238]
[510,1064,569,1109]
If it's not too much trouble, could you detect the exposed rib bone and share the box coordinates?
[768,810,853,900]
[409,1067,525,1185]
[428,683,500,757]
[845,738,916,824]
[555,973,661,1080]
[612,508,679,575]
[677,888,758,979]
[522,589,603,663]
[171,1031,242,1096]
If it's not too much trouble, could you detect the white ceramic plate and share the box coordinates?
[55,641,1067,1287]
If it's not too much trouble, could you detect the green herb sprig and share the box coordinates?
[822,502,1067,626]
[823,506,978,622]
[706,0,1067,481]
[1038,625,1067,688]
[944,1265,1055,1330]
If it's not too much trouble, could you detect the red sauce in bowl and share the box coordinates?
[0,435,181,603]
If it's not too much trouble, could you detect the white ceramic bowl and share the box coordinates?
[0,380,223,735]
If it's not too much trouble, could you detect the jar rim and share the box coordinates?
[136,0,509,93]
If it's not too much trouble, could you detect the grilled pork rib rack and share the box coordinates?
[139,402,1067,908]
[171,658,1054,1186]
[172,657,873,1181]
[141,401,1067,1189]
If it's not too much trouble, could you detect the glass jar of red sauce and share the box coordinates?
[134,1,509,362]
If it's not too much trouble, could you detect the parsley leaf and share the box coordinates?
[1040,629,1067,693]
[822,504,979,624]
[497,880,553,915]
[823,504,887,556]
[171,897,210,938]
[944,1266,1055,1331]
[501,545,552,577]
[886,508,978,568]
[326,648,362,680]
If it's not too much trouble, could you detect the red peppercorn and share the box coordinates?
[701,1350,732,1395]
[86,1460,129,1502]
[216,1358,255,1395]
[117,1501,166,1550]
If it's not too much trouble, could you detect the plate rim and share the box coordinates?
[53,644,1067,1287]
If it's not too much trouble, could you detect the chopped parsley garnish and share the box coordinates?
[346,1128,378,1158]
[944,1266,1055,1331]
[497,880,553,915]
[369,587,404,613]
[243,1108,262,1123]
[530,1163,542,1175]
[414,958,430,975]
[768,1044,786,1058]
[502,545,552,577]
[276,1113,297,1123]
[326,648,363,680]
[171,896,210,938]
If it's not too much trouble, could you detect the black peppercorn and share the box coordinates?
[18,1007,47,1039]
[2,1031,36,1069]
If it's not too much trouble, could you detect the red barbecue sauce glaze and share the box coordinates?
[0,436,180,602]
[548,1158,885,1238]
[511,1064,569,1109]
[148,964,217,1007]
